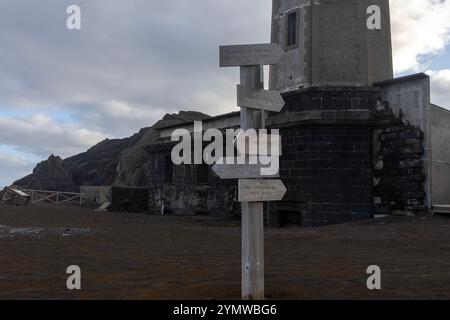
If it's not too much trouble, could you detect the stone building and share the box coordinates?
[143,0,450,227]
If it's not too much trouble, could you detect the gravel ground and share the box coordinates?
[0,204,450,300]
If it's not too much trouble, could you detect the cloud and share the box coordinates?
[0,0,272,167]
[69,101,167,137]
[0,0,271,138]
[0,114,108,158]
[427,69,450,108]
[390,0,450,109]
[391,0,450,73]
[0,0,449,184]
[0,151,35,187]
[0,152,32,169]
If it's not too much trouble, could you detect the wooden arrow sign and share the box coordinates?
[238,179,287,202]
[237,85,285,112]
[220,43,285,67]
[212,158,279,180]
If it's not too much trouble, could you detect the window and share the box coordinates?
[164,155,174,184]
[286,11,298,48]
[196,164,209,184]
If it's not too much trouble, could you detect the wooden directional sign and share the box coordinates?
[237,85,285,112]
[236,133,282,156]
[220,43,285,67]
[212,158,279,180]
[238,179,287,202]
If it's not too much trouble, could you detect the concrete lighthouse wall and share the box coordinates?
[270,0,393,91]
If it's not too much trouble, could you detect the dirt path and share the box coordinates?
[0,204,450,300]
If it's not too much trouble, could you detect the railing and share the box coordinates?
[23,189,82,206]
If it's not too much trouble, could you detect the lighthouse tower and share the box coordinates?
[269,0,393,91]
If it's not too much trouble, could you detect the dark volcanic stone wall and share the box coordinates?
[267,87,378,227]
[267,86,431,227]
[266,86,428,227]
[275,126,373,227]
[282,87,379,112]
[145,144,239,218]
[374,125,426,216]
[111,186,150,213]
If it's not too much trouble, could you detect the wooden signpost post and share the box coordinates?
[219,43,286,300]
[238,179,287,202]
[237,85,285,112]
[212,158,279,180]
[220,44,285,67]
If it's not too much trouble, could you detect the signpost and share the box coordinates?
[220,43,285,67]
[219,42,286,300]
[238,179,287,202]
[212,158,279,180]
[237,85,285,112]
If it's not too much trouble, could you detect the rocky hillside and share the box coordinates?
[14,111,211,192]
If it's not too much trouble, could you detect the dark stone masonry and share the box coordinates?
[111,186,150,213]
[144,143,240,217]
[273,126,373,227]
[374,122,427,216]
[263,86,427,227]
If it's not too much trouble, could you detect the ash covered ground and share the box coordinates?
[0,204,450,300]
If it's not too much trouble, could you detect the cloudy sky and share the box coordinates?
[0,0,450,188]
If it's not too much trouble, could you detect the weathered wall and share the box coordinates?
[81,185,150,212]
[80,186,112,207]
[271,0,310,90]
[376,74,432,209]
[145,144,239,217]
[365,0,393,84]
[266,83,433,226]
[430,105,450,205]
[373,120,426,216]
[110,186,150,213]
[159,112,240,139]
[270,0,393,91]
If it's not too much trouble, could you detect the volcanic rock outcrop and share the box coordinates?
[14,111,210,192]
